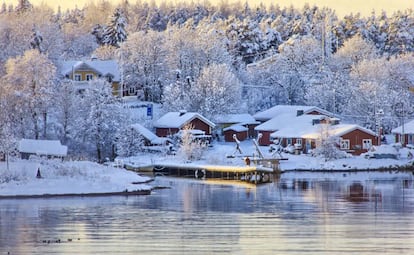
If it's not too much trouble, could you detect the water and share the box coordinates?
[1,171,414,254]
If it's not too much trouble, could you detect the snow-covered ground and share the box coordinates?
[0,159,151,197]
[119,139,414,171]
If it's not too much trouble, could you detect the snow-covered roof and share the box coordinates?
[60,59,120,82]
[131,124,170,145]
[253,105,333,122]
[264,115,329,137]
[18,139,68,157]
[391,119,414,134]
[255,112,329,132]
[301,124,377,140]
[214,113,257,125]
[223,125,249,132]
[154,111,215,129]
[246,55,278,70]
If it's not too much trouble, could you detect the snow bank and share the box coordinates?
[0,160,152,197]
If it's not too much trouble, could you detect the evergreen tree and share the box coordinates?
[30,27,43,53]
[15,0,32,13]
[102,8,128,48]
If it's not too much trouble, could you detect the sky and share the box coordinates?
[3,0,414,18]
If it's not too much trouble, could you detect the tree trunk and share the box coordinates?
[43,112,47,138]
[97,144,102,163]
[33,112,39,139]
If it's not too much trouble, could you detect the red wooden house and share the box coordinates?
[154,111,215,137]
[254,105,334,146]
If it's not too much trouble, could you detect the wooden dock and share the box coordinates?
[149,163,280,184]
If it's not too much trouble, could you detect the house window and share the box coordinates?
[86,74,93,81]
[296,138,302,146]
[340,139,350,150]
[74,74,81,81]
[287,138,292,145]
[129,87,135,95]
[362,139,372,149]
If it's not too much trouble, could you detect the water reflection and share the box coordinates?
[1,171,414,254]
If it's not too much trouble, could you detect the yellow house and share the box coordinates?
[61,58,123,96]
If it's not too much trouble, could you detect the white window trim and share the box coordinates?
[296,138,302,145]
[340,139,350,150]
[74,74,81,81]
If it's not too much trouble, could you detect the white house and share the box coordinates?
[391,119,414,147]
[18,139,68,159]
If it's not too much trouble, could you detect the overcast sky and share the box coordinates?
[4,0,414,17]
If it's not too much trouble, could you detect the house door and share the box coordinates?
[408,134,413,145]
[305,140,312,153]
[362,139,372,150]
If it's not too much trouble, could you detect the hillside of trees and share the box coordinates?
[0,0,413,160]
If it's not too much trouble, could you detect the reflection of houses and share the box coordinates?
[254,105,334,146]
[391,119,414,147]
[345,183,369,202]
[154,111,216,137]
[18,139,68,159]
[214,113,259,141]
[60,58,131,97]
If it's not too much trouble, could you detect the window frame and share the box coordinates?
[86,74,93,81]
[340,139,350,150]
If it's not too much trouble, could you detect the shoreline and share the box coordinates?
[0,189,151,199]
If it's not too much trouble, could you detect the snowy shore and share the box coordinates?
[0,160,152,198]
[120,140,414,172]
[2,140,414,198]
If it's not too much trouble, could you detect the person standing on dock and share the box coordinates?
[244,156,251,166]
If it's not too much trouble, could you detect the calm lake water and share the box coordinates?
[1,171,414,254]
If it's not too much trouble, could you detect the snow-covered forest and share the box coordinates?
[1,0,414,161]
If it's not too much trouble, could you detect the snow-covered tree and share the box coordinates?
[102,7,128,48]
[177,124,207,162]
[190,63,242,119]
[0,83,17,170]
[163,63,242,119]
[78,79,128,162]
[119,30,167,102]
[163,21,233,85]
[115,126,144,157]
[55,81,79,143]
[344,58,391,129]
[0,121,17,171]
[225,17,267,64]
[30,27,43,53]
[312,124,347,160]
[3,49,57,139]
[247,35,322,108]
[332,35,378,71]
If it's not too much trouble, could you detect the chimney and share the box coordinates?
[179,110,187,116]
